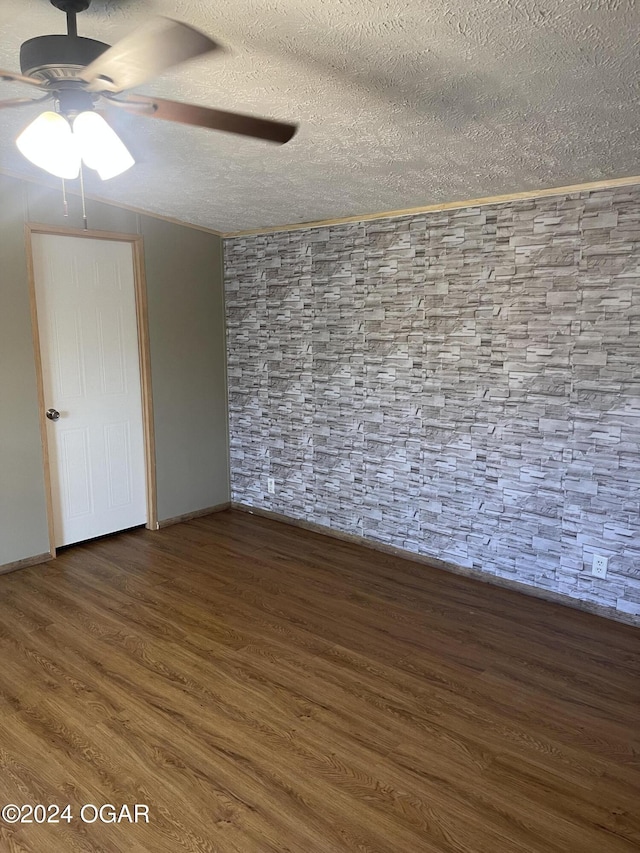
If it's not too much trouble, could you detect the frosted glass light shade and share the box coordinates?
[73,111,135,180]
[16,110,134,182]
[16,111,81,180]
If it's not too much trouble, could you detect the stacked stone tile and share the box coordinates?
[225,186,640,621]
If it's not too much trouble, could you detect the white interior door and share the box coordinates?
[32,233,147,547]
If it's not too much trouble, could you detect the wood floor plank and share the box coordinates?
[0,509,638,852]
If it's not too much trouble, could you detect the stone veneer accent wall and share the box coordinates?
[224,186,640,622]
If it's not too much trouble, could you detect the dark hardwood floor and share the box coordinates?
[0,509,638,852]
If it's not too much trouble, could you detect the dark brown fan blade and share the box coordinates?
[0,94,51,110]
[80,17,223,94]
[0,69,46,88]
[107,94,298,144]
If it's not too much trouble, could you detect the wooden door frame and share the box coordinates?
[25,222,159,558]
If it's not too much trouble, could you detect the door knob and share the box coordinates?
[46,408,60,421]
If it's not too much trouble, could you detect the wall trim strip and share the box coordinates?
[0,552,53,576]
[223,175,640,238]
[231,503,639,629]
[7,167,640,241]
[158,502,232,529]
[0,168,224,237]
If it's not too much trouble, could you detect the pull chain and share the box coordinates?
[79,162,88,231]
[61,177,69,218]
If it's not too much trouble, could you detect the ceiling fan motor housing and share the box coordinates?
[20,35,110,83]
[50,1,91,12]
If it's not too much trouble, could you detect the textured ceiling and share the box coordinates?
[0,0,639,232]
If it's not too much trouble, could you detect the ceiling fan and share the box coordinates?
[0,0,298,182]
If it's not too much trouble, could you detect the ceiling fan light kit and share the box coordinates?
[16,107,135,181]
[73,110,134,179]
[16,110,80,179]
[1,0,298,198]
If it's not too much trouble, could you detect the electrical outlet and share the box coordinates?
[267,477,275,494]
[592,554,608,579]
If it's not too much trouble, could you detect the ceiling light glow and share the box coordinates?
[73,111,135,180]
[16,110,134,181]
[16,111,80,180]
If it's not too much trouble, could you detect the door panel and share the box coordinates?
[60,427,93,520]
[97,305,128,395]
[104,421,134,508]
[32,234,147,547]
